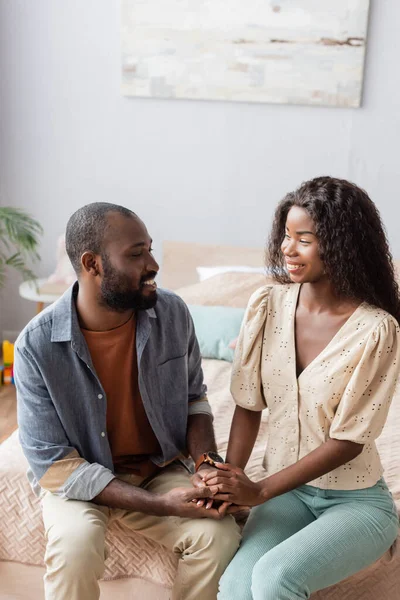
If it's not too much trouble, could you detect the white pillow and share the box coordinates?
[196,265,266,282]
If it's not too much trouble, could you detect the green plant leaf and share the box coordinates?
[0,206,42,286]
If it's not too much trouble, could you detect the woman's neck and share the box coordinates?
[298,280,356,315]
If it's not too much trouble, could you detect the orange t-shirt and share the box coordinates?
[82,314,161,478]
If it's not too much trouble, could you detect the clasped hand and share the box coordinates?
[191,463,264,517]
[204,463,264,507]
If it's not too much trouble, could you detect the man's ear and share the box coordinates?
[81,251,101,277]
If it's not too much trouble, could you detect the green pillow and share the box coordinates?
[187,305,245,362]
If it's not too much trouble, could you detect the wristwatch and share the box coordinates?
[195,451,225,472]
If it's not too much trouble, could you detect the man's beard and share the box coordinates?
[100,254,158,312]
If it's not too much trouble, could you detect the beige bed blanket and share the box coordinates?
[0,358,399,598]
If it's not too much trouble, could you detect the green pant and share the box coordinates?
[218,479,398,600]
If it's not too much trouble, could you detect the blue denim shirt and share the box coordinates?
[14,283,211,501]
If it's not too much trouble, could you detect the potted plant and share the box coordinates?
[0,207,43,286]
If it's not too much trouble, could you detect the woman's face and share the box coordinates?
[281,206,326,283]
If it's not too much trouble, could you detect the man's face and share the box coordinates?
[99,213,159,312]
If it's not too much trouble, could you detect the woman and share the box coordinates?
[205,177,400,600]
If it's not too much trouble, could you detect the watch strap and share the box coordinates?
[195,453,208,472]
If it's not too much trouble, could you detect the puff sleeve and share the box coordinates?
[330,315,400,444]
[230,286,272,411]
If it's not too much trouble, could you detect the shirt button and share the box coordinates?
[101,432,106,437]
[291,447,296,452]
[98,394,103,399]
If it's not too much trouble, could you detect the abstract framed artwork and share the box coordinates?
[121,0,370,107]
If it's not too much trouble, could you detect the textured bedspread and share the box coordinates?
[0,358,399,598]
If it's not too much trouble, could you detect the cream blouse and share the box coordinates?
[231,284,400,489]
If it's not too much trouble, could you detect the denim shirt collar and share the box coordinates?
[50,282,157,364]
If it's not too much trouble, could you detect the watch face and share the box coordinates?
[207,452,224,463]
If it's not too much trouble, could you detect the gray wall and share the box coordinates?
[0,0,399,333]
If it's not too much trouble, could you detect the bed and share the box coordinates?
[0,241,399,599]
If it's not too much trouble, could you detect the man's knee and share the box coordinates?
[45,517,106,578]
[188,516,241,562]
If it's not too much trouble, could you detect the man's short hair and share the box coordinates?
[65,202,136,274]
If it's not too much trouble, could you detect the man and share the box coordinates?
[15,202,241,600]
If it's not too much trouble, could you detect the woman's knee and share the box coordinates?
[251,558,302,600]
[219,558,296,600]
[218,557,253,600]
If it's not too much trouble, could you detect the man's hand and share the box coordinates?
[204,463,265,507]
[160,485,228,520]
[190,464,218,509]
[226,505,251,523]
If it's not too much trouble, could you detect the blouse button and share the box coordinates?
[101,432,106,438]
[98,394,103,399]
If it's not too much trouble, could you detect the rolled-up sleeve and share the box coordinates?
[330,316,400,444]
[14,346,115,501]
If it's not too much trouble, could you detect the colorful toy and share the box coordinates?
[2,340,15,385]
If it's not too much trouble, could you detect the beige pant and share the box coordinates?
[41,464,241,600]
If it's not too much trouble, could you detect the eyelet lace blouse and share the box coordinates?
[231,284,400,489]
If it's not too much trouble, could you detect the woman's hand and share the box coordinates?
[203,463,265,507]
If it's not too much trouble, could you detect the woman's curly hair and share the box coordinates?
[268,176,400,323]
